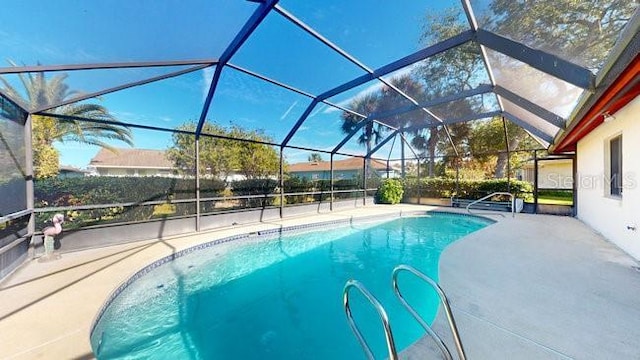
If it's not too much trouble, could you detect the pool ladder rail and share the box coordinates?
[343,264,467,360]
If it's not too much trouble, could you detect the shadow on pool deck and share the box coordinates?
[403,213,640,360]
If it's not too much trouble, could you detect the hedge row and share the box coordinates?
[403,177,533,199]
[35,177,225,206]
[33,177,366,230]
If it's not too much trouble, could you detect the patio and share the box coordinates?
[1,1,639,359]
[1,205,639,359]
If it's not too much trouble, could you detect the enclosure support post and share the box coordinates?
[417,157,421,205]
[330,153,334,211]
[455,157,460,199]
[533,150,539,214]
[502,116,511,192]
[280,147,284,218]
[195,138,201,232]
[362,157,367,206]
[25,114,35,257]
[401,134,406,179]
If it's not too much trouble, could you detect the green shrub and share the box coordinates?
[376,179,404,204]
[402,177,533,200]
[34,176,226,206]
[281,177,361,204]
[230,179,279,208]
[231,179,278,195]
[33,176,225,229]
[333,179,360,191]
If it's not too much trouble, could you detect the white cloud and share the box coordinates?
[280,100,298,120]
[309,103,328,118]
[202,67,215,101]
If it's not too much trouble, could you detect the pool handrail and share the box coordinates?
[343,279,398,360]
[465,191,515,218]
[392,264,466,360]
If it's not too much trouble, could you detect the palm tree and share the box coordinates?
[0,66,133,178]
[340,91,384,156]
[340,92,385,183]
[378,74,428,177]
[307,153,323,162]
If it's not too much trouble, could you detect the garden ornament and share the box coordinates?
[43,213,64,258]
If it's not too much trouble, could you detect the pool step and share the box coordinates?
[343,264,466,360]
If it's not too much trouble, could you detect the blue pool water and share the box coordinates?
[91,212,491,359]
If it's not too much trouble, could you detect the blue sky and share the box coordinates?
[0,0,466,167]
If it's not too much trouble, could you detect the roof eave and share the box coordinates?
[551,54,640,153]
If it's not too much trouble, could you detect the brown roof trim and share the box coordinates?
[552,54,640,153]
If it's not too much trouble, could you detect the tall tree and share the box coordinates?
[228,125,280,179]
[412,7,484,176]
[0,67,133,179]
[377,74,428,176]
[307,153,323,162]
[469,117,541,178]
[340,91,384,156]
[466,0,635,177]
[484,0,636,71]
[167,122,280,180]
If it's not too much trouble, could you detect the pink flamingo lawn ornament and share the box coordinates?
[43,213,64,258]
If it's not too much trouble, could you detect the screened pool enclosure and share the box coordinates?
[1,1,638,277]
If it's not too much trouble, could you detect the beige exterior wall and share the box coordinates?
[576,96,640,259]
[537,160,573,189]
[518,160,573,189]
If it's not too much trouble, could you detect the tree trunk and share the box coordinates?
[495,153,508,178]
[494,137,521,178]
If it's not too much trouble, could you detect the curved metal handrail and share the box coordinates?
[465,191,515,218]
[392,265,466,360]
[343,280,398,360]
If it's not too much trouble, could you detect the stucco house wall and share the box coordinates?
[518,159,573,189]
[289,169,360,180]
[287,158,398,181]
[537,160,573,189]
[91,167,175,177]
[576,96,640,259]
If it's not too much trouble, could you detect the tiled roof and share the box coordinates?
[89,148,174,169]
[288,158,391,172]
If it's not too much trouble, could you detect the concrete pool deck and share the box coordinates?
[1,204,639,359]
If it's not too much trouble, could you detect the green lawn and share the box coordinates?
[523,191,573,206]
[537,196,573,205]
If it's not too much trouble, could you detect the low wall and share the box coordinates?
[0,238,29,279]
[33,197,375,254]
[536,204,574,216]
[403,197,451,206]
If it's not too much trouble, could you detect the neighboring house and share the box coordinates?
[551,57,639,259]
[58,165,89,178]
[288,158,399,180]
[88,148,177,177]
[518,159,573,189]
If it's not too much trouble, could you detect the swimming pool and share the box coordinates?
[91,212,492,359]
